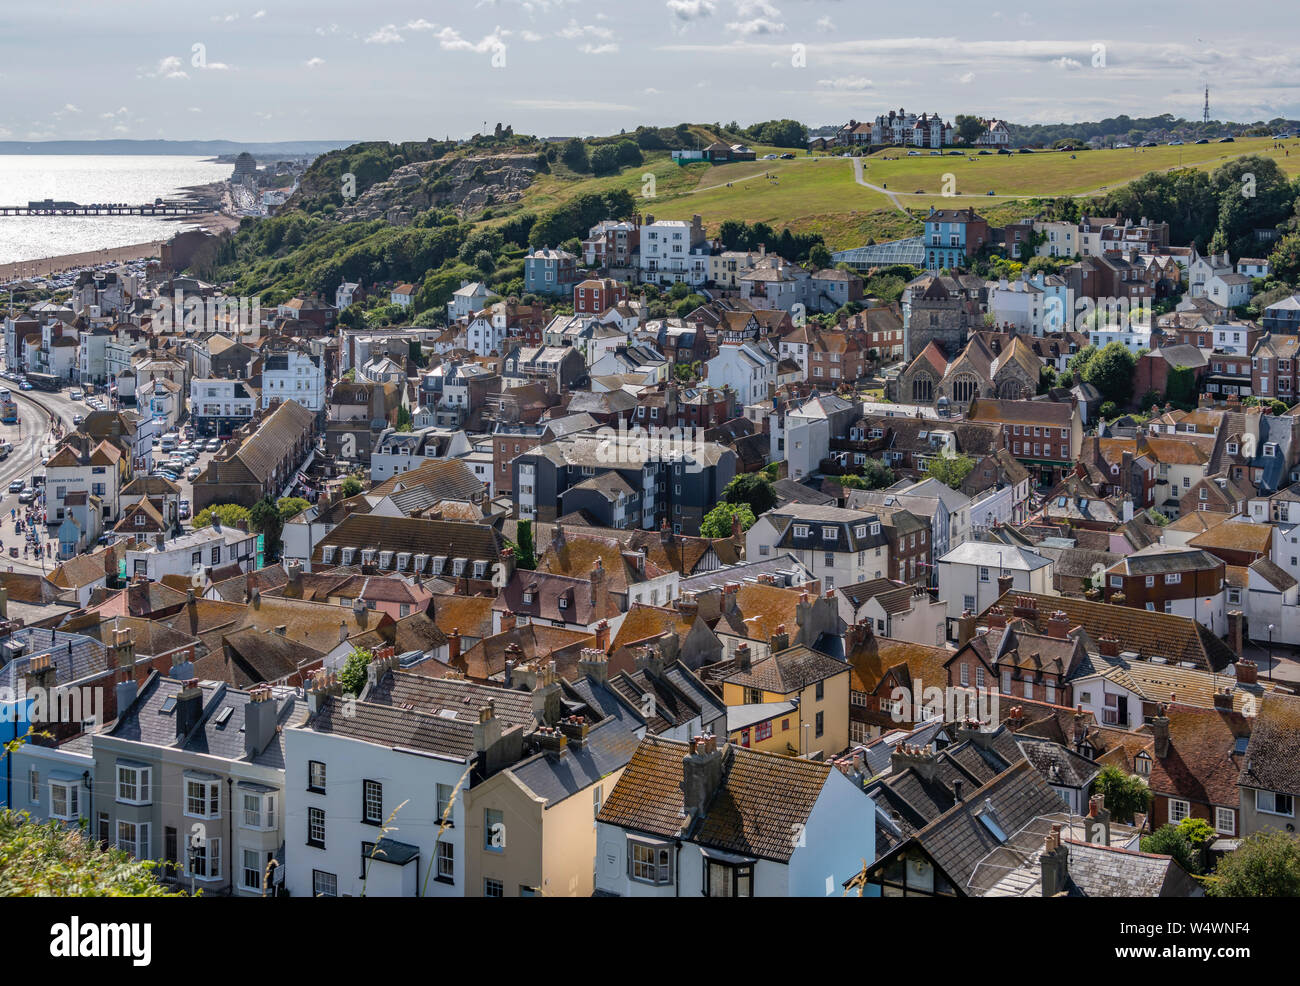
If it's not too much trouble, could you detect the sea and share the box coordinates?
[0,155,232,264]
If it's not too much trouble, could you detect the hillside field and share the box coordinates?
[510,135,1300,251]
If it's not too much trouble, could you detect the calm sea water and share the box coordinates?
[0,155,232,263]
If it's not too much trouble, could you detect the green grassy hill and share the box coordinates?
[508,135,1300,250]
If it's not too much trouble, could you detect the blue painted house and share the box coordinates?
[924,208,990,272]
[524,247,578,296]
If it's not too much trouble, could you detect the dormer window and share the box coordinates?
[1227,443,1238,455]
[793,525,810,538]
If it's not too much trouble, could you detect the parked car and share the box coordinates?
[19,382,32,391]
[779,152,794,159]
[18,488,36,504]
[1194,138,1210,144]
[206,439,221,451]
[763,153,777,160]
[186,466,201,481]
[70,390,83,400]
[1218,136,1235,142]
[179,500,191,520]
[72,414,84,426]
[8,479,24,494]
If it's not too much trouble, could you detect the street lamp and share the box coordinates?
[1268,624,1275,682]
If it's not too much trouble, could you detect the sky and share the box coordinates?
[2,0,1299,143]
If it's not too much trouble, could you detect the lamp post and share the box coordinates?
[1268,624,1275,682]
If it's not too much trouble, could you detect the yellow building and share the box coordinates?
[465,715,639,897]
[719,642,850,758]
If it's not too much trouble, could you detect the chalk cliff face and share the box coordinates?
[331,154,540,225]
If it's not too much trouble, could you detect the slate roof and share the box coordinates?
[879,759,1069,893]
[304,694,476,759]
[1238,692,1300,797]
[596,736,835,863]
[984,590,1236,672]
[365,669,537,728]
[722,644,849,695]
[508,718,641,808]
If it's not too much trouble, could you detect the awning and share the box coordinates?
[368,838,420,866]
[699,846,758,865]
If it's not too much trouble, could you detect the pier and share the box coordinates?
[0,199,208,217]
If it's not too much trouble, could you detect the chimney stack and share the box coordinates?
[997,573,1014,599]
[957,609,976,647]
[1047,610,1070,640]
[1039,824,1070,897]
[735,642,752,671]
[1086,793,1112,847]
[448,627,462,665]
[577,647,608,685]
[1152,704,1171,758]
[175,678,204,738]
[557,714,590,747]
[244,684,278,758]
[681,734,725,823]
[1213,687,1233,712]
[1236,659,1258,684]
[769,623,790,653]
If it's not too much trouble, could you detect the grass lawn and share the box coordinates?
[506,135,1300,252]
[861,136,1300,199]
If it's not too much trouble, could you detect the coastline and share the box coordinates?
[0,241,167,280]
[0,210,237,282]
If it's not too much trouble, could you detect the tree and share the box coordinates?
[192,503,250,529]
[955,114,986,145]
[722,472,777,516]
[0,809,185,896]
[808,243,832,270]
[340,476,364,498]
[614,139,643,168]
[514,518,537,570]
[1092,765,1153,824]
[924,451,976,490]
[1269,231,1300,283]
[249,495,285,563]
[396,404,413,432]
[1208,831,1300,897]
[560,138,590,173]
[838,459,895,490]
[1140,820,1209,875]
[700,502,756,539]
[339,646,374,696]
[1081,341,1137,407]
[277,496,311,521]
[590,144,620,176]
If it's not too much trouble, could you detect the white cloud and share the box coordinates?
[521,30,543,41]
[726,0,783,35]
[580,42,619,54]
[511,98,637,111]
[815,15,835,31]
[1051,56,1083,70]
[643,87,662,94]
[817,76,872,90]
[667,0,716,21]
[365,25,404,44]
[142,55,189,80]
[305,57,325,68]
[558,20,614,40]
[436,26,509,53]
[252,9,265,19]
[211,12,239,22]
[315,23,339,36]
[957,71,975,83]
[63,104,81,114]
[406,19,438,32]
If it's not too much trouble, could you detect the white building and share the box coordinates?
[595,736,876,897]
[639,217,709,286]
[705,341,779,415]
[936,541,1055,623]
[262,344,325,412]
[123,524,259,582]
